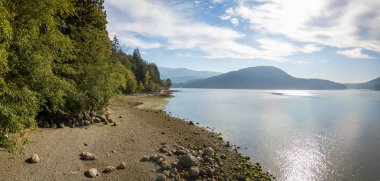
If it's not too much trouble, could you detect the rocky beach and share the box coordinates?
[0,95,272,180]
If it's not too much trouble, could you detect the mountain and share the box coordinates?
[158,67,221,83]
[181,66,347,90]
[346,77,380,90]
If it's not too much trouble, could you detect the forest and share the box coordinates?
[0,0,169,153]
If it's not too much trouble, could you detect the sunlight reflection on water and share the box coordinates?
[165,89,380,180]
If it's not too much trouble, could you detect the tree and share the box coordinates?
[138,81,145,93]
[125,70,137,93]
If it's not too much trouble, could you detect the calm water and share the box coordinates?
[165,89,380,181]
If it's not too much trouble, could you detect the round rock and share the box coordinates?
[189,167,200,177]
[103,166,116,173]
[117,162,127,169]
[30,154,40,163]
[178,153,199,168]
[80,152,97,160]
[86,168,99,178]
[203,147,215,158]
[155,173,166,181]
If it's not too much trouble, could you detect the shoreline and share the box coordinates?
[0,94,273,180]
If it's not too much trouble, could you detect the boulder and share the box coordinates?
[160,161,171,170]
[94,118,101,123]
[178,153,198,168]
[189,167,199,178]
[51,123,57,129]
[141,155,150,161]
[117,162,127,169]
[159,147,169,153]
[103,166,116,173]
[58,122,65,128]
[155,174,166,181]
[84,120,91,126]
[80,152,97,160]
[86,168,99,178]
[220,154,227,160]
[29,154,40,163]
[203,147,215,158]
[174,150,187,155]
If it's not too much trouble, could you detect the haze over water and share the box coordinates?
[165,89,380,180]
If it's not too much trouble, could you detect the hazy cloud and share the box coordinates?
[337,48,373,59]
[224,0,380,57]
[105,0,328,60]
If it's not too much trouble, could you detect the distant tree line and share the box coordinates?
[110,37,169,94]
[0,0,170,153]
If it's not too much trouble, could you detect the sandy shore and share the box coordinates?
[0,95,272,180]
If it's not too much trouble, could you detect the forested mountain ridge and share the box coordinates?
[0,0,167,153]
[345,77,380,90]
[159,67,221,83]
[181,66,347,90]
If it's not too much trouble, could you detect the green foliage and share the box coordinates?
[234,160,274,180]
[125,70,138,93]
[0,0,127,153]
[0,0,165,153]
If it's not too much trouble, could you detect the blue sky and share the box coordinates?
[104,0,380,83]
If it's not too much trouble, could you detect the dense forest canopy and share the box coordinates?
[0,0,169,153]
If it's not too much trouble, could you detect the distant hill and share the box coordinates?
[181,66,347,90]
[346,77,380,90]
[158,67,221,83]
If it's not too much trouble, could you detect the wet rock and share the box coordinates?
[29,154,40,163]
[117,162,127,169]
[103,166,116,173]
[226,141,231,147]
[203,147,215,158]
[178,153,199,168]
[189,167,200,178]
[80,152,97,160]
[155,173,166,181]
[86,168,99,178]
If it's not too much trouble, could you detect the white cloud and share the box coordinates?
[337,48,372,59]
[219,15,231,20]
[211,0,225,4]
[105,0,320,61]
[119,36,161,49]
[299,44,323,53]
[225,0,380,54]
[230,18,239,26]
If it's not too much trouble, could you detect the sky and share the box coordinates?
[104,0,380,83]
